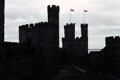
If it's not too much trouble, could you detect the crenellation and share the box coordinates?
[30,24,34,29]
[20,22,52,32]
[81,23,88,26]
[81,23,88,40]
[19,24,29,31]
[115,36,120,47]
[64,23,75,40]
[62,22,88,65]
[65,23,75,27]
[105,36,115,48]
[48,5,60,12]
[35,22,39,28]
[75,37,81,40]
[39,22,48,25]
[105,36,120,48]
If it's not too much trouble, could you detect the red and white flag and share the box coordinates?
[70,9,74,11]
[84,10,88,12]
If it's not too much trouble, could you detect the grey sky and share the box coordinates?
[5,0,120,49]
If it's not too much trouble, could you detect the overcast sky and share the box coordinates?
[5,0,120,49]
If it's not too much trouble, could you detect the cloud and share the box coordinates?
[5,0,120,49]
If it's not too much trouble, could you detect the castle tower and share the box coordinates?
[81,23,88,56]
[81,24,88,40]
[0,0,4,42]
[47,5,60,48]
[48,5,59,25]
[105,36,114,48]
[64,23,75,40]
[62,23,75,65]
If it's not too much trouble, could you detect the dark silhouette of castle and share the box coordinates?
[19,5,60,55]
[0,0,120,80]
[89,36,120,78]
[62,23,88,65]
[19,6,60,77]
[0,1,89,79]
[102,36,120,76]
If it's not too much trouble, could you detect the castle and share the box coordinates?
[0,1,88,79]
[88,36,120,76]
[1,0,120,80]
[102,36,120,75]
[62,23,88,65]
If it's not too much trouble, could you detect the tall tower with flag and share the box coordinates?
[0,0,4,42]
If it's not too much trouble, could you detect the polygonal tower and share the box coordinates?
[81,23,88,56]
[47,5,60,48]
[0,0,4,42]
[81,24,88,40]
[64,23,75,40]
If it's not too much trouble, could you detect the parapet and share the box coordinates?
[81,23,88,27]
[115,36,120,47]
[19,24,29,31]
[75,37,80,40]
[35,22,48,27]
[19,22,52,32]
[105,36,120,48]
[75,37,81,41]
[75,37,86,42]
[64,23,75,29]
[19,23,35,32]
[105,36,114,45]
[48,5,60,12]
[106,36,114,42]
[35,22,53,29]
[115,36,119,40]
[4,42,20,48]
[30,24,34,29]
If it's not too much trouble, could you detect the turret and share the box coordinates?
[64,23,75,40]
[81,24,88,40]
[47,5,60,48]
[106,36,120,48]
[105,36,114,48]
[47,5,60,25]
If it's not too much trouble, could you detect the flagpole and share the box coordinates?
[70,10,71,23]
[70,9,74,24]
[83,11,85,24]
[83,10,88,24]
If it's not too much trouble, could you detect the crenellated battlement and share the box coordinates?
[81,23,88,27]
[64,23,75,40]
[75,37,86,42]
[81,23,88,39]
[19,24,29,31]
[19,22,50,31]
[35,22,48,27]
[48,5,60,12]
[19,22,58,33]
[105,36,120,48]
[75,37,80,40]
[64,23,75,29]
[19,24,35,31]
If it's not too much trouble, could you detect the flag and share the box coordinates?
[70,9,74,11]
[84,10,88,12]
